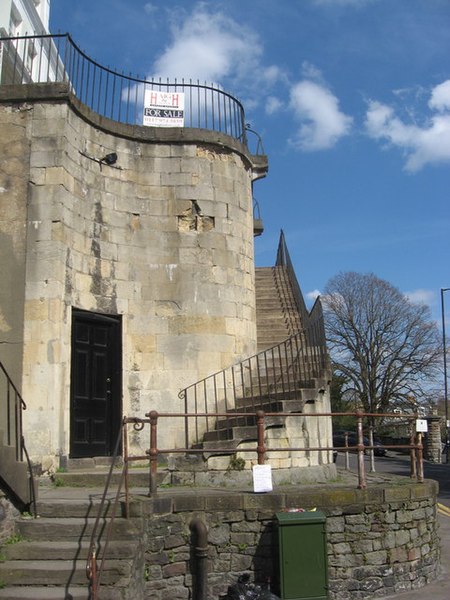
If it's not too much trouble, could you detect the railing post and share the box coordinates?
[256,410,266,465]
[356,410,366,489]
[123,419,129,518]
[148,410,159,496]
[416,431,424,483]
[344,431,350,471]
[409,419,417,479]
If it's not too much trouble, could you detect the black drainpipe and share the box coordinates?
[189,517,208,600]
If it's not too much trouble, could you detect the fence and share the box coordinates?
[0,33,248,144]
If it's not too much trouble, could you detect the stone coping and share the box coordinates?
[0,82,268,175]
[128,476,438,516]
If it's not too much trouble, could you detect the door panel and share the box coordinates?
[70,311,121,458]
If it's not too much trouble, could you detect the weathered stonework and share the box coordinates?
[132,479,440,600]
[0,85,266,465]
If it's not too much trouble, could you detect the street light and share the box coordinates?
[441,288,450,462]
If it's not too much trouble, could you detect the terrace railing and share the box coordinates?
[0,33,248,145]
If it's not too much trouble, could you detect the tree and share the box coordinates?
[322,272,442,418]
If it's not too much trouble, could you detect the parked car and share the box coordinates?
[332,431,387,457]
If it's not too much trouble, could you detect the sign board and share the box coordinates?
[253,464,273,493]
[143,90,185,127]
[416,419,428,433]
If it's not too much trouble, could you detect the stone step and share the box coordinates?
[50,469,152,488]
[0,587,90,600]
[0,558,131,585]
[16,517,141,541]
[3,539,138,561]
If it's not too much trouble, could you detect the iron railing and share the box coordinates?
[0,33,248,144]
[0,361,36,514]
[179,324,328,448]
[0,361,26,462]
[120,410,424,502]
[87,410,425,594]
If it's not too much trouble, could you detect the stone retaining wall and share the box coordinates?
[135,479,439,600]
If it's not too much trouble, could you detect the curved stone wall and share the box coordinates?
[138,479,439,600]
[0,85,267,463]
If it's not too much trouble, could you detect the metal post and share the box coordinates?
[148,410,158,496]
[409,420,417,479]
[416,432,424,483]
[356,410,366,489]
[344,431,350,471]
[256,410,266,465]
[441,288,450,463]
[123,419,129,518]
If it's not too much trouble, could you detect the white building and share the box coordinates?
[0,0,55,84]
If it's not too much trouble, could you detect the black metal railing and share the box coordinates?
[179,324,328,448]
[0,360,36,513]
[0,361,26,462]
[0,33,248,144]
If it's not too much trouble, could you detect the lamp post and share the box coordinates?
[441,288,450,462]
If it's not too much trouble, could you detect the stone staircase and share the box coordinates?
[193,265,323,456]
[0,484,145,600]
[255,266,303,351]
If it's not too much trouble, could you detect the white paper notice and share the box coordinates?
[253,464,273,493]
[416,419,428,433]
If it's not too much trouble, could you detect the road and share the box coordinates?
[335,448,450,500]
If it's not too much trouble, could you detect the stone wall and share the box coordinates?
[0,85,268,465]
[136,480,439,600]
[0,492,19,545]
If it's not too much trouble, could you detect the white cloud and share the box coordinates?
[152,7,268,87]
[429,80,450,112]
[289,80,353,151]
[365,79,450,171]
[306,289,321,302]
[265,96,283,115]
[144,3,157,15]
[404,289,435,306]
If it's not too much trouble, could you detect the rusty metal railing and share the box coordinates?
[116,409,424,502]
[0,33,248,145]
[86,418,128,600]
[87,409,424,594]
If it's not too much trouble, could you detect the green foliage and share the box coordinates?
[228,455,245,471]
[4,533,23,545]
[53,476,66,487]
[331,371,356,431]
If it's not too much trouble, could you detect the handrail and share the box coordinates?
[86,418,127,599]
[0,361,26,459]
[120,409,424,497]
[0,361,36,511]
[179,325,328,448]
[0,33,249,146]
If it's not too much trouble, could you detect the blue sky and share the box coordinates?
[49,0,450,323]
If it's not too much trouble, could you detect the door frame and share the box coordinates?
[69,308,122,458]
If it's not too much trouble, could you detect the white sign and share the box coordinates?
[143,90,185,127]
[416,419,428,433]
[253,464,273,493]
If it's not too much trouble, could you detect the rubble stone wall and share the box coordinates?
[139,480,439,600]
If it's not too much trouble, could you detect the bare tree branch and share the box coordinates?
[322,272,442,416]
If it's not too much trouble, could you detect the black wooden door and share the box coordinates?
[70,310,122,458]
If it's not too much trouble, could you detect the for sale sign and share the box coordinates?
[143,90,185,127]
